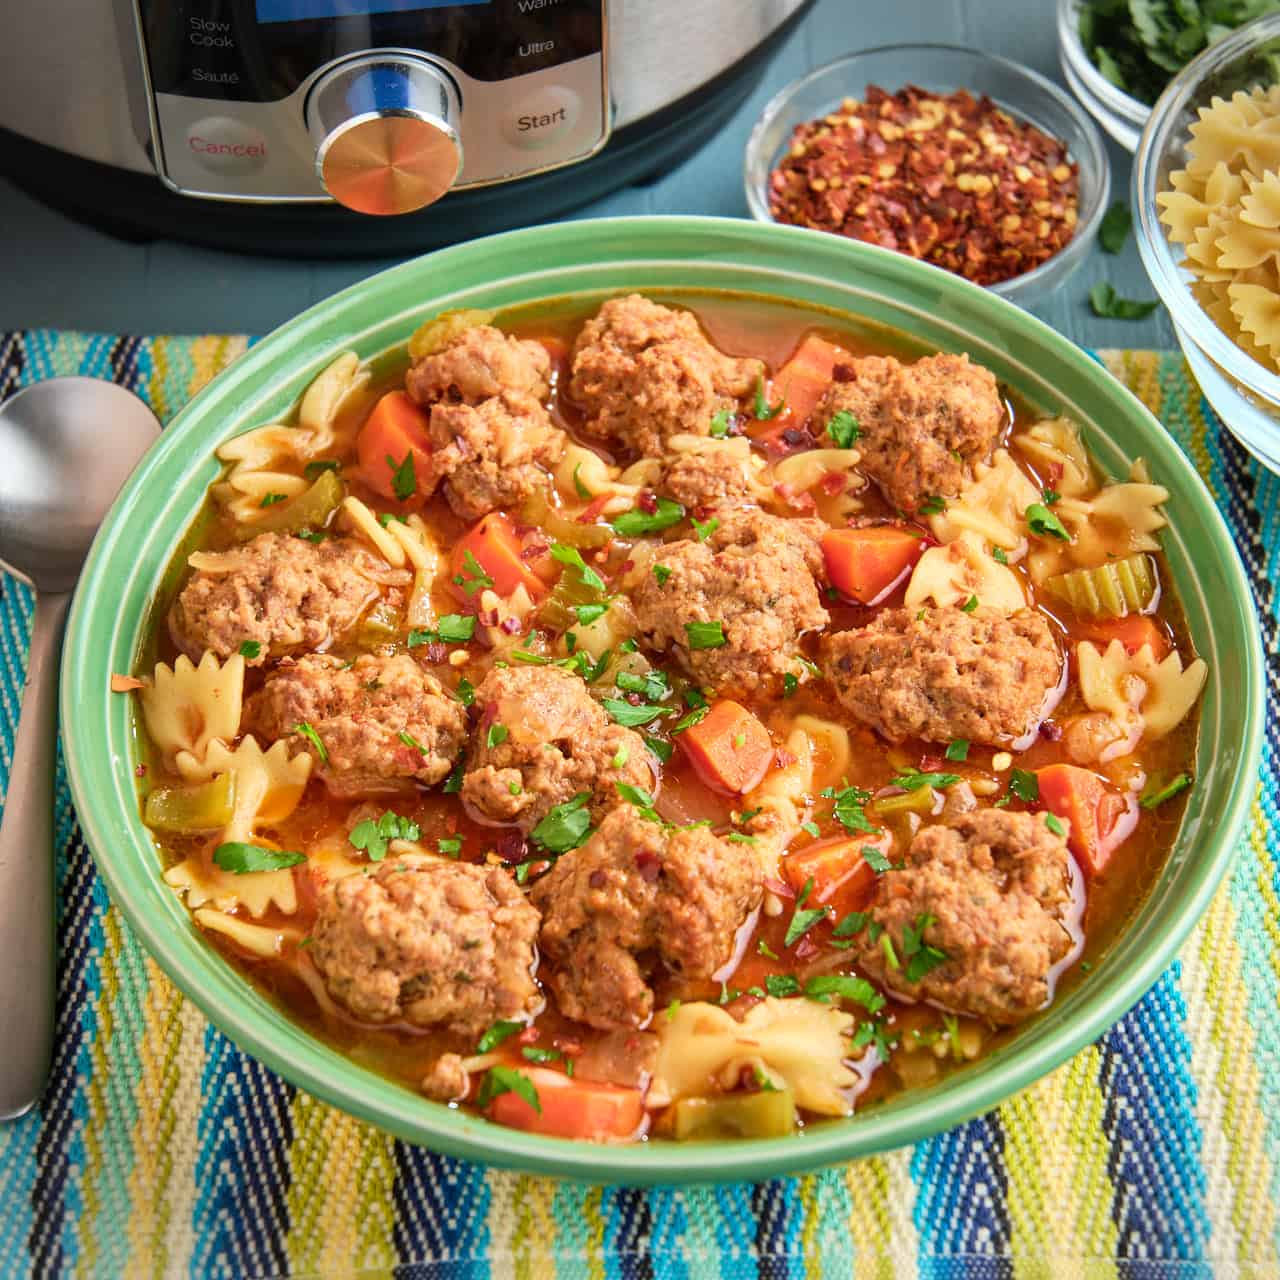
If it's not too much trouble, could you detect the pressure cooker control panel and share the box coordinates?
[132,0,609,210]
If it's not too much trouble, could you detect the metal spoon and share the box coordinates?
[0,377,161,1119]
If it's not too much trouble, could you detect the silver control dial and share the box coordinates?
[305,55,462,216]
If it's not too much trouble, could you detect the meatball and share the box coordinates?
[530,807,763,1029]
[310,858,541,1035]
[633,520,828,694]
[854,810,1076,1024]
[168,532,396,666]
[821,606,1062,746]
[245,652,467,795]
[569,294,762,457]
[427,391,565,521]
[707,508,826,578]
[816,352,1004,513]
[405,324,551,406]
[460,665,651,832]
[657,448,754,514]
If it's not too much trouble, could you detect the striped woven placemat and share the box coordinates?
[0,332,1276,1279]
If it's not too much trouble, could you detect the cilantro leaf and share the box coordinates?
[486,724,509,749]
[458,549,494,596]
[644,734,673,763]
[944,738,970,762]
[550,543,607,593]
[1008,769,1040,803]
[832,910,869,939]
[349,810,421,861]
[784,900,827,947]
[804,974,885,1013]
[653,563,672,586]
[615,780,662,823]
[530,792,593,853]
[709,408,733,438]
[862,846,892,874]
[1044,812,1068,838]
[902,912,949,983]
[822,783,877,834]
[602,697,669,727]
[692,516,720,542]
[918,495,946,516]
[409,614,476,647]
[213,842,307,873]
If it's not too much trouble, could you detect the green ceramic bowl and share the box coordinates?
[62,216,1263,1184]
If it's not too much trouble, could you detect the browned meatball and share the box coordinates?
[821,606,1061,746]
[530,807,763,1029]
[632,519,828,694]
[569,295,762,457]
[405,324,550,405]
[310,859,541,1035]
[816,352,1004,513]
[427,391,565,521]
[460,665,651,832]
[854,810,1076,1024]
[168,532,398,666]
[245,652,467,795]
[657,448,754,514]
[707,508,826,578]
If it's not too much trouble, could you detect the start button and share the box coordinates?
[502,85,580,150]
[186,116,268,174]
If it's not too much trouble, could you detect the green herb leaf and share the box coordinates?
[1026,502,1070,541]
[304,459,341,478]
[573,462,592,500]
[832,910,869,939]
[1140,772,1192,809]
[398,729,429,757]
[486,724,509,749]
[902,912,949,983]
[1042,488,1062,506]
[644,734,674,763]
[477,1019,523,1052]
[692,516,720,542]
[476,1065,541,1114]
[442,761,464,793]
[992,546,1009,565]
[459,549,494,596]
[349,810,421,861]
[757,939,779,960]
[602,698,669,727]
[754,375,786,420]
[378,512,407,528]
[455,678,475,707]
[616,668,671,703]
[213,843,306,874]
[438,836,463,856]
[782,672,799,698]
[521,1046,563,1066]
[1044,813,1068,838]
[1009,768,1040,803]
[801,820,820,837]
[615,781,662,823]
[960,594,979,613]
[765,974,802,998]
[387,451,417,501]
[666,998,682,1022]
[530,792,593,853]
[753,1066,780,1092]
[709,408,733,438]
[550,543,607,593]
[1099,201,1133,254]
[862,846,892,874]
[1089,281,1160,321]
[823,783,878,835]
[611,498,685,537]
[827,409,862,448]
[238,640,261,660]
[918,495,946,516]
[685,620,726,650]
[785,899,828,947]
[260,492,287,508]
[653,563,672,586]
[294,721,329,764]
[409,614,476,647]
[890,770,961,792]
[804,974,885,1013]
[945,738,970,762]
[670,705,710,735]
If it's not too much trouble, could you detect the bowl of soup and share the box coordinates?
[62,215,1263,1183]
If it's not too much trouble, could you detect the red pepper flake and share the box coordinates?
[134,764,148,778]
[767,85,1080,287]
[588,869,608,889]
[495,830,528,862]
[638,491,659,515]
[516,1026,541,1045]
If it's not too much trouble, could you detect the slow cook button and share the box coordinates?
[501,85,579,149]
[185,117,268,174]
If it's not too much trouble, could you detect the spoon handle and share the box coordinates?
[0,589,70,1120]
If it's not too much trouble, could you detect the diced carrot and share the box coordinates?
[679,700,773,795]
[1078,614,1171,661]
[448,512,548,604]
[1036,762,1138,878]
[822,526,926,604]
[356,390,432,503]
[487,1066,645,1142]
[782,834,887,920]
[772,335,848,430]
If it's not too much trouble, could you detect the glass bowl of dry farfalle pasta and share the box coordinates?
[1136,12,1280,473]
[1134,12,1280,474]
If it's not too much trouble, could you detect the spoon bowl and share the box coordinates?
[0,376,160,1119]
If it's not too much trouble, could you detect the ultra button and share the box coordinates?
[186,116,268,174]
[502,85,580,149]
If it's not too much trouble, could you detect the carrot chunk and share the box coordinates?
[1036,762,1138,878]
[822,526,925,604]
[773,335,848,430]
[487,1067,645,1142]
[679,700,773,795]
[781,835,884,920]
[356,390,432,502]
[449,512,548,604]
[1078,614,1171,661]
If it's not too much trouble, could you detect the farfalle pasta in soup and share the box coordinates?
[124,292,1205,1143]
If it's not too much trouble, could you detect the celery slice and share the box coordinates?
[521,489,613,551]
[144,773,236,833]
[672,1089,797,1140]
[407,308,494,360]
[1044,553,1157,618]
[873,787,937,817]
[236,469,344,541]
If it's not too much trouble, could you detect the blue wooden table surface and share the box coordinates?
[0,0,1174,351]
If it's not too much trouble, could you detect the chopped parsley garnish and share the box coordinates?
[723,832,757,844]
[349,811,421,861]
[409,614,475,647]
[520,1047,566,1071]
[378,512,407,527]
[611,744,630,770]
[782,673,799,697]
[822,782,877,834]
[902,912,949,983]
[804,974,885,1013]
[758,939,778,960]
[455,677,475,707]
[670,705,710,735]
[550,543,607,593]
[992,546,1009,565]
[961,594,979,613]
[832,910,869,939]
[572,462,591,500]
[213,843,306,873]
[1140,773,1192,809]
[653,563,672,586]
[801,821,820,837]
[486,724,509,749]
[1042,488,1062,506]
[398,729,429,757]
[304,459,341,478]
[1008,768,1040,803]
[862,846,892,874]
[918,495,947,516]
[259,492,287,507]
[1026,502,1070,541]
[457,549,494,596]
[644,734,673,763]
[573,602,609,626]
[709,408,733,438]
[764,974,802,998]
[294,721,329,764]
[785,898,828,948]
[476,1065,541,1113]
[616,668,671,703]
[295,529,326,543]
[753,1066,779,1092]
[1044,813,1068,838]
[602,697,669,727]
[387,450,417,501]
[510,650,551,666]
[753,375,786,420]
[434,836,460,857]
[615,781,662,823]
[530,792,593,853]
[611,498,685,537]
[684,687,708,710]
[476,1019,523,1053]
[692,516,720,542]
[880,933,901,969]
[827,409,862,448]
[442,761,464,793]
[238,640,261,660]
[945,738,970,762]
[665,999,682,1022]
[890,769,961,792]
[685,620,727,650]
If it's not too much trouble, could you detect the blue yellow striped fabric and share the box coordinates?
[0,332,1275,1278]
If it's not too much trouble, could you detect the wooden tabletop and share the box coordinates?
[0,0,1174,350]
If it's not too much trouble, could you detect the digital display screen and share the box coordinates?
[256,0,488,22]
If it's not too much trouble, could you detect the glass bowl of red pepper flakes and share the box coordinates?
[745,44,1110,307]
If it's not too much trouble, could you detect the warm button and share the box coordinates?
[502,85,580,150]
[186,116,268,174]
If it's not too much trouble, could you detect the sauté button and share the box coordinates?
[186,117,268,174]
[502,85,580,149]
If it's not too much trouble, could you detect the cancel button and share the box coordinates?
[502,85,580,150]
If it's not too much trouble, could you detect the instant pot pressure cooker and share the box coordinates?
[0,0,811,256]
